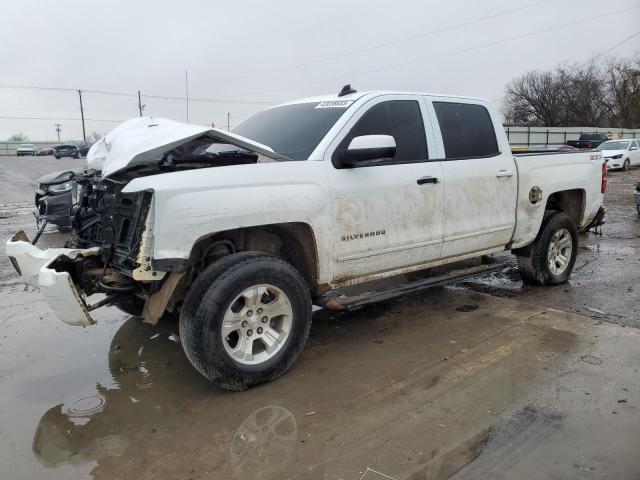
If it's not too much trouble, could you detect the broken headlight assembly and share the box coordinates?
[48,181,72,193]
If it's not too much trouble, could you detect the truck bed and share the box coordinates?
[511,149,603,248]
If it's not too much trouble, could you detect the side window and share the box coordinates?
[632,140,638,149]
[433,102,499,159]
[334,100,428,163]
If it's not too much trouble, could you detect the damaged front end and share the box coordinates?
[5,117,287,327]
[8,171,176,326]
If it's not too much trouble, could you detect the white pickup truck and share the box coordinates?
[6,87,606,390]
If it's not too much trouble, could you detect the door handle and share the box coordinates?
[417,176,439,185]
[496,170,514,178]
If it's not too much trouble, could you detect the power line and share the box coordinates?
[0,84,76,93]
[0,84,276,105]
[593,29,640,60]
[0,115,122,123]
[142,93,275,105]
[228,0,552,82]
[245,6,640,96]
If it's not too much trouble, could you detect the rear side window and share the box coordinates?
[433,102,499,159]
[335,100,428,162]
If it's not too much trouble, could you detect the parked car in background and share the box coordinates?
[566,133,609,149]
[595,139,640,171]
[38,146,57,156]
[70,141,92,156]
[53,144,81,159]
[34,169,78,229]
[16,144,39,156]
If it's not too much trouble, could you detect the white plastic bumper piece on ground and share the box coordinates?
[5,232,99,326]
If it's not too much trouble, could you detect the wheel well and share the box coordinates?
[189,223,320,296]
[544,189,585,226]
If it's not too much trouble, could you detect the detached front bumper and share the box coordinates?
[5,232,99,326]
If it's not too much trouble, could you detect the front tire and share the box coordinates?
[623,159,630,171]
[179,252,312,390]
[515,212,578,286]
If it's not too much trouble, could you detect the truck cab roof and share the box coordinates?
[277,90,490,107]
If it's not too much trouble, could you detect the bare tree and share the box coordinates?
[503,55,639,127]
[504,70,567,126]
[603,55,640,128]
[88,131,103,142]
[7,133,29,141]
[561,63,607,126]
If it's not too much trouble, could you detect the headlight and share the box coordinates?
[48,181,72,193]
[612,154,623,159]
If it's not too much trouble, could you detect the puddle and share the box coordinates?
[62,395,106,426]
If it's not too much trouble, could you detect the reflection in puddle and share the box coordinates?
[61,394,106,426]
[230,405,297,479]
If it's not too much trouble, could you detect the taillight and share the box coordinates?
[601,161,607,193]
[587,141,593,149]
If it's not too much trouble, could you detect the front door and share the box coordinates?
[325,96,445,284]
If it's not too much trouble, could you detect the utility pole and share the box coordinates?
[78,90,86,141]
[137,90,145,117]
[54,123,62,142]
[227,112,230,131]
[185,69,189,123]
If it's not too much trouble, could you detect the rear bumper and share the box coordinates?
[5,232,99,326]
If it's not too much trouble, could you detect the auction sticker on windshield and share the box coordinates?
[315,100,353,108]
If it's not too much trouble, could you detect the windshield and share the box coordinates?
[233,102,350,160]
[596,140,629,151]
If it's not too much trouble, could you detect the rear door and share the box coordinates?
[426,98,517,259]
[325,95,444,282]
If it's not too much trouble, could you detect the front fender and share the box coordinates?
[123,161,333,284]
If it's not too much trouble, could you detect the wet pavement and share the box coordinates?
[1,156,639,480]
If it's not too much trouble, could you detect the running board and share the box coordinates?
[318,263,505,311]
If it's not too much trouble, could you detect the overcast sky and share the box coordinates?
[1,0,638,141]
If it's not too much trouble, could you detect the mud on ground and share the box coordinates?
[0,156,639,480]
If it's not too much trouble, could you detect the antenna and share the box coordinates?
[338,84,357,97]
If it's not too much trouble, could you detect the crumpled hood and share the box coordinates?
[86,117,289,178]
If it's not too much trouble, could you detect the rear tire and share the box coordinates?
[179,252,312,390]
[514,212,578,286]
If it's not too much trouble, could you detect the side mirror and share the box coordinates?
[336,135,396,167]
[629,146,638,151]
